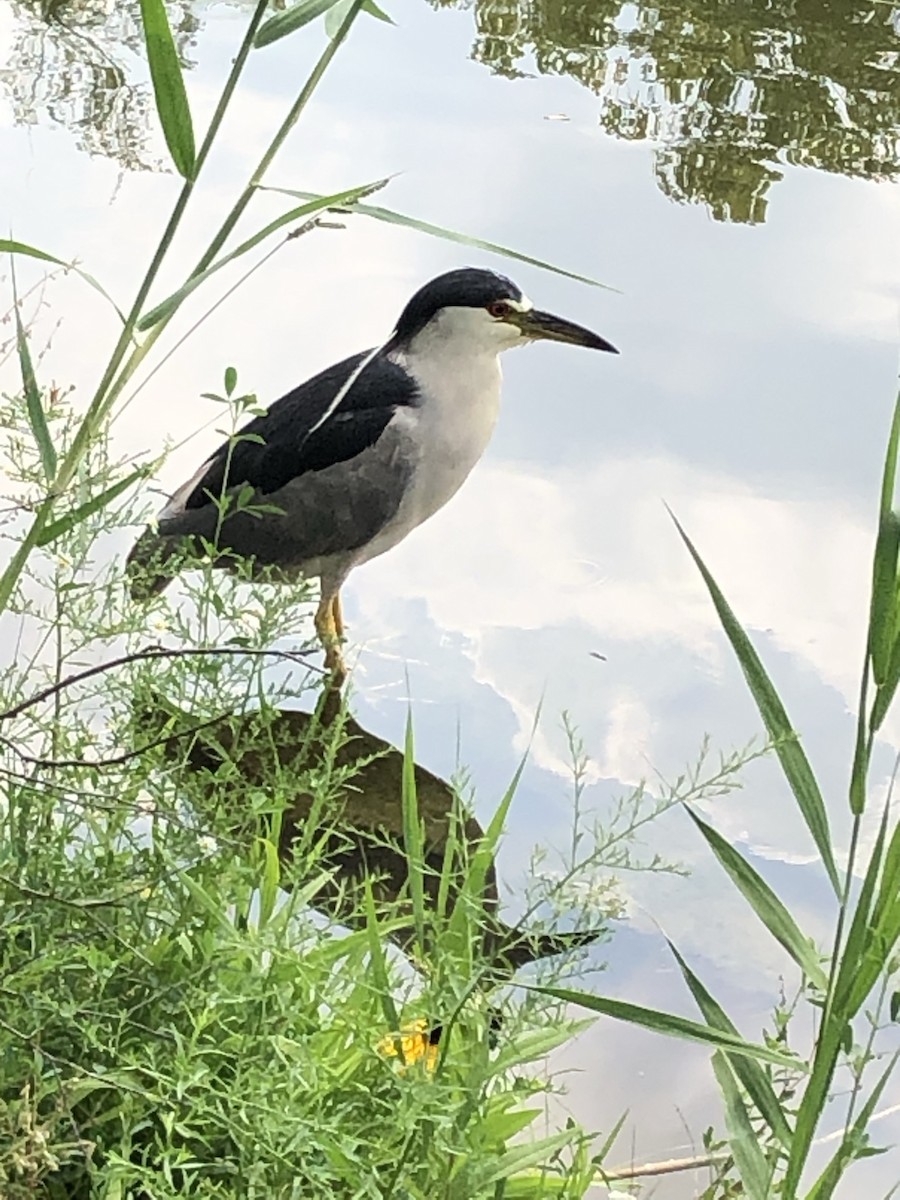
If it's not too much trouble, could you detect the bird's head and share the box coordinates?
[387,267,618,358]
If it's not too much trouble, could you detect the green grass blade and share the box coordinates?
[784,803,890,1195]
[325,0,393,36]
[668,940,793,1148]
[671,511,839,893]
[870,633,900,732]
[36,466,149,547]
[452,1130,578,1197]
[361,0,393,22]
[593,1108,629,1164]
[871,806,900,937]
[877,390,900,521]
[450,750,527,950]
[11,261,56,484]
[488,1020,594,1077]
[869,391,900,685]
[805,1051,899,1200]
[435,803,461,922]
[860,392,900,804]
[266,188,616,290]
[363,876,400,1034]
[686,808,828,991]
[256,837,281,928]
[137,180,387,330]
[0,239,126,323]
[869,510,900,687]
[530,986,801,1069]
[139,0,196,179]
[400,709,426,956]
[834,799,890,1019]
[255,0,343,47]
[845,836,900,1016]
[711,1050,773,1200]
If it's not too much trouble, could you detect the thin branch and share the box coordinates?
[0,709,230,769]
[0,643,318,722]
[0,873,147,910]
[602,1152,727,1181]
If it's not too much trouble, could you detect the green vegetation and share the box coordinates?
[1,2,899,1197]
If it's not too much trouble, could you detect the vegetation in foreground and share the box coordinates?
[1,2,899,1196]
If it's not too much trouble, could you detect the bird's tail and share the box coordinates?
[125,528,181,600]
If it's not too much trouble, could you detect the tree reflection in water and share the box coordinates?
[2,0,899,221]
[430,0,900,223]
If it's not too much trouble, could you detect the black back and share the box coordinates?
[184,350,419,507]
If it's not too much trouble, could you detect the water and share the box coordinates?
[2,1,900,1193]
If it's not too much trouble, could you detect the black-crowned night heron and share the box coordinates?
[127,267,617,681]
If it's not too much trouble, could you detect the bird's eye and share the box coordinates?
[488,301,512,319]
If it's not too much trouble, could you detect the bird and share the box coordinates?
[137,691,606,974]
[127,267,618,682]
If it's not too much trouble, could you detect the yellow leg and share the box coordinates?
[331,591,344,639]
[315,589,346,687]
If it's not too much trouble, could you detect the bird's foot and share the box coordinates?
[315,593,347,685]
[323,641,347,690]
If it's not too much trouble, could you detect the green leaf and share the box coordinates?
[686,809,828,992]
[257,837,281,928]
[877,391,900,522]
[36,466,149,547]
[224,366,237,397]
[488,1019,594,1077]
[137,180,388,330]
[869,510,900,685]
[835,795,892,1019]
[593,1108,629,1164]
[668,941,793,1149]
[139,0,196,179]
[805,1051,900,1200]
[479,1106,542,1146]
[0,239,126,323]
[325,0,393,37]
[530,986,802,1068]
[400,709,426,956]
[10,260,56,484]
[266,188,617,291]
[450,745,529,956]
[711,1051,773,1200]
[870,632,900,732]
[784,800,891,1195]
[671,511,840,894]
[363,877,400,1035]
[451,1130,579,1197]
[255,0,344,48]
[845,823,900,1018]
[360,0,392,23]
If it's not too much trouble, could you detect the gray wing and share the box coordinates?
[161,417,413,564]
[127,353,419,598]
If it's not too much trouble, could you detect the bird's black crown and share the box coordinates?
[391,267,522,345]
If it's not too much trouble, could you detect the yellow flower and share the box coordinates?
[376,1018,441,1073]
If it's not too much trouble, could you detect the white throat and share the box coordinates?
[382,310,509,537]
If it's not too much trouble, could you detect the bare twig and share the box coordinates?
[0,643,317,722]
[0,873,147,910]
[602,1152,727,1181]
[0,710,229,769]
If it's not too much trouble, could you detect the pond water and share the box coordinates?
[2,1,900,1193]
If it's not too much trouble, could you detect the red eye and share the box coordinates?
[488,301,511,319]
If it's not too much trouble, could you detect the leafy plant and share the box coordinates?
[546,391,900,1198]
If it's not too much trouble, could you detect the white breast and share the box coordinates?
[355,324,504,564]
